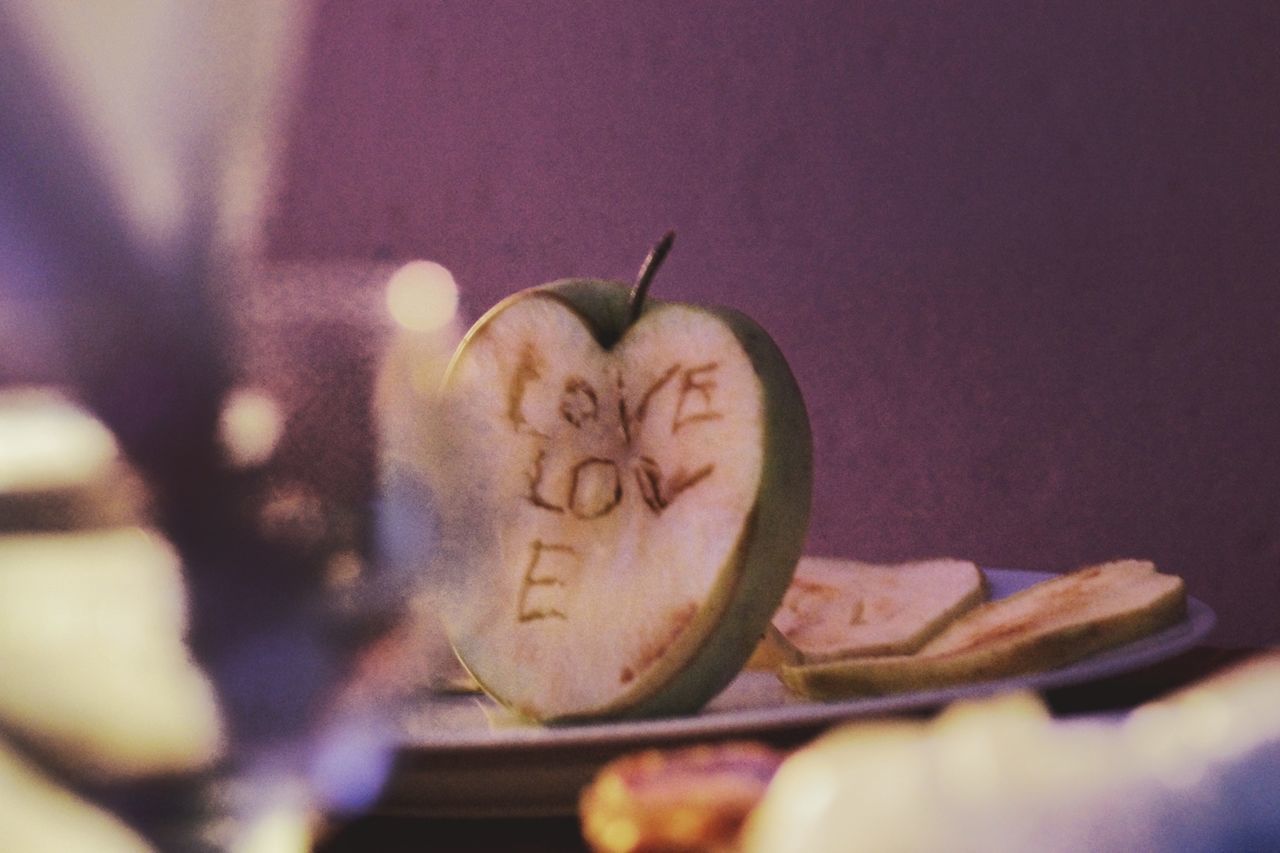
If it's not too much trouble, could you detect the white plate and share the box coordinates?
[380,568,1215,817]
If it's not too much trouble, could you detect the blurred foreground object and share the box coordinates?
[0,740,152,853]
[0,388,147,530]
[581,742,784,853]
[745,654,1280,853]
[0,1,411,849]
[0,389,222,850]
[0,527,223,780]
[373,259,462,624]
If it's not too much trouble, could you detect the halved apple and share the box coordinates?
[433,237,812,722]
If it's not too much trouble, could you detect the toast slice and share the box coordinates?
[765,557,987,664]
[780,559,1187,699]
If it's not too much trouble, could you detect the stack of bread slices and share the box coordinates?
[761,556,1186,699]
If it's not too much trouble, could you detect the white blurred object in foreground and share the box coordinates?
[0,741,152,853]
[0,527,224,780]
[745,655,1280,853]
[0,389,225,850]
[373,260,466,687]
[0,1,323,849]
[0,388,147,528]
[0,387,119,495]
[2,0,309,268]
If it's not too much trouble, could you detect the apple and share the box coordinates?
[433,234,812,722]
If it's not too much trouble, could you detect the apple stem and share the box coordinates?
[627,230,675,328]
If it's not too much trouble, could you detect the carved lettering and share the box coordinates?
[517,540,579,622]
[631,364,681,434]
[666,462,715,502]
[560,377,599,427]
[848,598,866,626]
[633,456,715,514]
[507,345,547,437]
[634,456,663,512]
[525,448,565,512]
[569,457,622,519]
[672,362,723,433]
[616,372,632,444]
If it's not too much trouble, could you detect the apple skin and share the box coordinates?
[440,278,813,722]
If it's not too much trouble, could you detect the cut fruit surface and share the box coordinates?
[781,559,1187,699]
[437,281,811,722]
[769,557,986,664]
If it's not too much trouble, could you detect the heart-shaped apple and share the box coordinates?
[435,235,812,721]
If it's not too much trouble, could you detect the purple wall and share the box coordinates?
[267,1,1280,646]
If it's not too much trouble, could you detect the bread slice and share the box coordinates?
[780,559,1187,699]
[765,557,987,664]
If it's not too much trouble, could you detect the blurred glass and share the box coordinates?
[0,3,432,850]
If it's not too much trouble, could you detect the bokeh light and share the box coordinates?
[384,260,459,333]
[218,387,284,469]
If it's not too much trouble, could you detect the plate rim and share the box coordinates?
[397,567,1216,753]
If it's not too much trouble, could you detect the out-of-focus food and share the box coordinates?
[580,741,784,853]
[0,387,222,781]
[0,387,147,530]
[744,653,1280,853]
[0,739,153,853]
[0,528,224,779]
[766,557,986,664]
[780,559,1185,699]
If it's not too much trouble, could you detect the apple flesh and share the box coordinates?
[435,276,812,722]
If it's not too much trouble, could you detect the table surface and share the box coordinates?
[313,644,1260,853]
